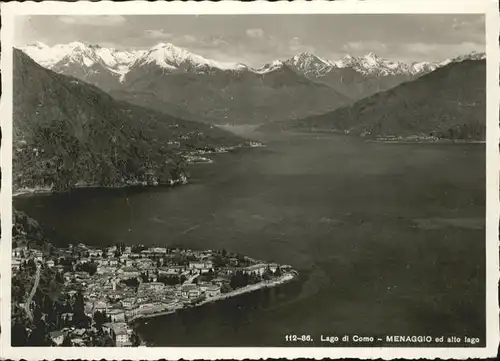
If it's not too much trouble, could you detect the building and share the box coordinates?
[149,247,167,254]
[118,266,140,278]
[112,323,132,347]
[12,246,27,258]
[148,282,165,291]
[140,250,153,258]
[73,328,86,337]
[88,249,103,257]
[84,304,94,318]
[163,298,178,309]
[188,289,201,299]
[124,307,139,319]
[121,298,136,308]
[54,265,65,273]
[108,309,126,323]
[206,285,221,297]
[96,266,115,275]
[189,261,213,270]
[243,263,268,276]
[32,250,44,263]
[49,330,64,346]
[181,284,201,299]
[102,322,113,335]
[93,300,108,314]
[142,266,157,276]
[71,338,85,346]
[167,265,187,273]
[138,282,164,293]
[11,258,21,271]
[158,268,179,276]
[96,259,108,266]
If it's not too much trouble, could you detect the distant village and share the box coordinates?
[11,241,296,347]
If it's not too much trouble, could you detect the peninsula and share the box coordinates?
[11,214,297,347]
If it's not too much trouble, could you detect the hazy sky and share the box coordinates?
[14,14,485,66]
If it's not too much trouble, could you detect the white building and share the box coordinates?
[243,264,268,276]
[121,298,136,308]
[149,247,167,254]
[206,285,221,297]
[12,246,27,258]
[88,249,103,257]
[11,258,21,271]
[189,261,213,270]
[108,309,126,323]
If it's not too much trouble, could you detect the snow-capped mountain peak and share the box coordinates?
[21,40,484,89]
[133,42,245,72]
[21,41,140,71]
[329,52,440,76]
[284,52,333,76]
[28,41,50,49]
[67,41,86,50]
[452,51,486,62]
[253,60,285,74]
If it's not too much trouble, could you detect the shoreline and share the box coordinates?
[367,139,486,144]
[128,272,297,324]
[12,179,187,198]
[13,143,265,198]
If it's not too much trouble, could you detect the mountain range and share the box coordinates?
[261,58,486,141]
[23,41,471,81]
[21,41,485,125]
[13,48,244,193]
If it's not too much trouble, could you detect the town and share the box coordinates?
[11,240,297,347]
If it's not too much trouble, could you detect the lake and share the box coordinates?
[14,131,486,346]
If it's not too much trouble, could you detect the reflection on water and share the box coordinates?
[14,131,486,346]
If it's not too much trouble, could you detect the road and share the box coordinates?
[24,264,41,322]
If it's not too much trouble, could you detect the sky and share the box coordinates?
[14,14,485,66]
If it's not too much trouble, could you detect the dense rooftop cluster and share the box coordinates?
[11,232,295,347]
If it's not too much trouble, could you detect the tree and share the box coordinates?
[26,259,37,272]
[121,277,139,289]
[221,283,231,294]
[230,270,250,290]
[88,261,98,276]
[11,322,28,346]
[55,271,64,284]
[274,266,282,277]
[27,321,51,346]
[93,310,107,328]
[213,254,228,268]
[73,291,90,328]
[62,335,72,346]
[130,330,141,346]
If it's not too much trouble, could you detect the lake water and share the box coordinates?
[14,131,486,346]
